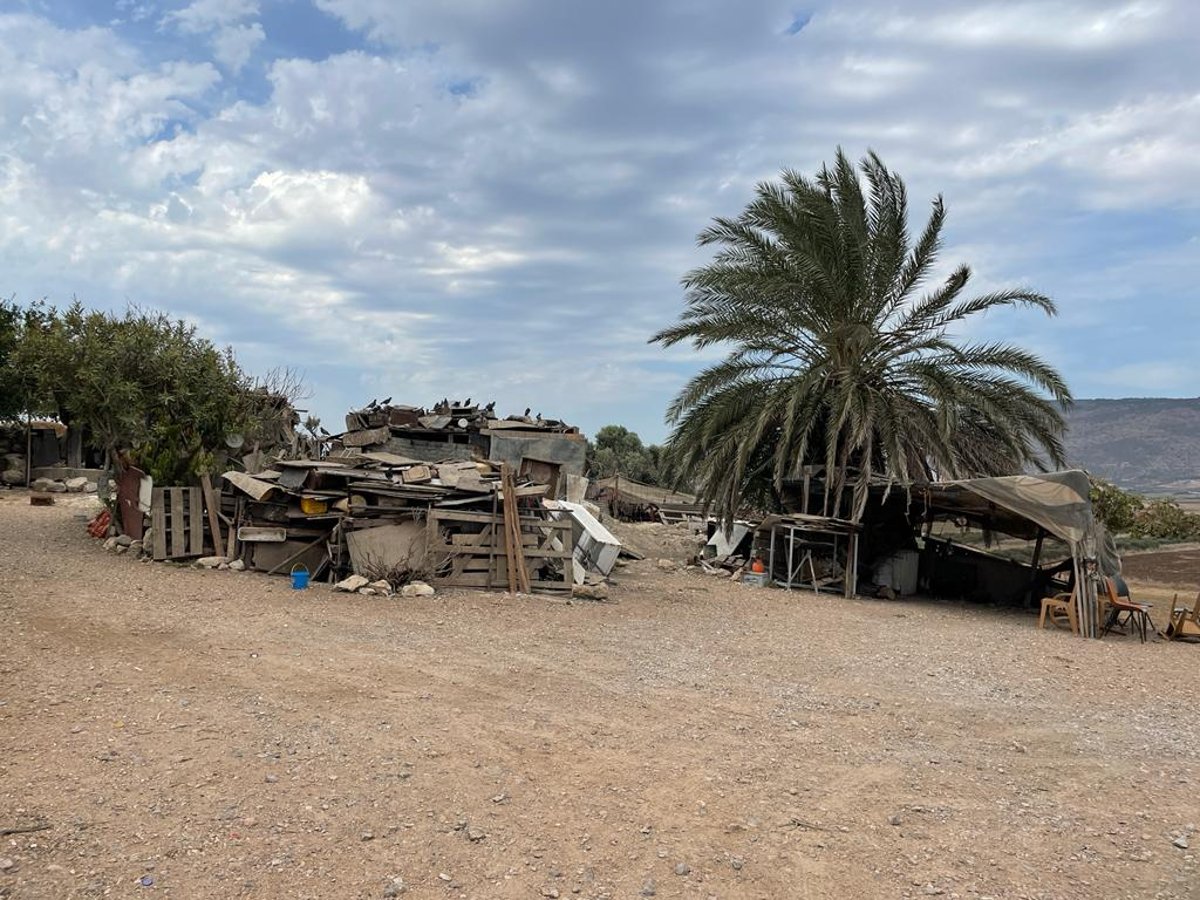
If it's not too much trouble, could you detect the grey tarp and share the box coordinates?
[923,470,1117,638]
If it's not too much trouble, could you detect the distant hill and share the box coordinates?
[1064,398,1200,494]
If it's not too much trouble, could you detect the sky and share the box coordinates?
[2,0,1198,442]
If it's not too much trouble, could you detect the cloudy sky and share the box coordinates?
[2,0,1197,441]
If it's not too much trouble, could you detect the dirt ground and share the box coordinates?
[2,494,1199,900]
[1120,545,1200,592]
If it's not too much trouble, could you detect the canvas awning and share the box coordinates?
[914,470,1117,637]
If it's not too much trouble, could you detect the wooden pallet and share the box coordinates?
[427,508,572,592]
[151,486,205,560]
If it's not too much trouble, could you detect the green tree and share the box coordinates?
[12,301,263,483]
[652,149,1071,523]
[0,298,25,418]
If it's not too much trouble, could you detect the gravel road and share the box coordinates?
[1,494,1197,899]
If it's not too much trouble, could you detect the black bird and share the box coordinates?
[318,426,330,436]
[380,396,391,405]
[484,401,496,412]
[464,397,471,406]
[524,407,531,417]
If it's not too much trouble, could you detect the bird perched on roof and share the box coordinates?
[524,407,531,416]
[380,396,391,405]
[484,401,496,413]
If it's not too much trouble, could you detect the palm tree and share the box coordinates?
[651,149,1072,524]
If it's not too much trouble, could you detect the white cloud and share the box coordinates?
[1,2,1198,438]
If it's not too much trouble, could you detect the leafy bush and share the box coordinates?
[1090,477,1200,542]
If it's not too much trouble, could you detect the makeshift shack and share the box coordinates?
[200,399,617,594]
[768,469,1116,638]
[590,476,702,523]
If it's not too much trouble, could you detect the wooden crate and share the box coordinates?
[151,487,205,560]
[427,508,572,592]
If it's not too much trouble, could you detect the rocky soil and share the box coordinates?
[1,493,1198,899]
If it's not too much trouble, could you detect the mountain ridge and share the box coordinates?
[1064,397,1200,494]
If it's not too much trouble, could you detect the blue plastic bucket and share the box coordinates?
[291,565,310,590]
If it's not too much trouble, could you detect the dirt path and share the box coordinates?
[1,494,1198,899]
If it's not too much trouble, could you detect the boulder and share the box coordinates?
[334,574,369,593]
[3,453,23,469]
[369,579,394,595]
[655,558,678,572]
[228,559,245,571]
[1,469,24,486]
[65,476,88,492]
[84,481,98,494]
[400,581,435,598]
[358,587,378,596]
[30,477,56,492]
[195,556,227,569]
[115,534,133,547]
[102,537,119,551]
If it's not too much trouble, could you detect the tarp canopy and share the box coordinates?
[912,470,1120,637]
[917,470,1092,545]
[590,476,698,507]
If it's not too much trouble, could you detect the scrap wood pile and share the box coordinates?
[207,399,618,595]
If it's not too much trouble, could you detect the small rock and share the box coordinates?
[731,858,743,871]
[541,889,560,898]
[361,831,375,841]
[129,540,143,554]
[115,534,133,547]
[466,827,486,842]
[1173,835,1189,850]
[383,877,406,897]
[924,886,945,896]
[655,558,678,571]
[369,579,393,594]
[572,583,609,601]
[640,878,657,896]
[334,575,369,592]
[673,863,690,876]
[102,537,119,551]
[889,814,903,826]
[115,545,128,555]
[401,581,435,598]
[228,558,245,571]
[195,556,227,569]
[359,587,377,596]
[0,857,13,871]
[265,774,279,783]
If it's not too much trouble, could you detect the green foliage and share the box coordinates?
[1089,478,1144,534]
[586,424,681,487]
[1132,498,1200,541]
[0,298,28,418]
[652,148,1071,525]
[10,300,264,484]
[1089,478,1200,541]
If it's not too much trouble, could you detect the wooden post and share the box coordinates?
[200,474,223,555]
[24,411,32,487]
[1027,528,1045,608]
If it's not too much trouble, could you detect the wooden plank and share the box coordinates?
[340,425,391,447]
[188,487,203,556]
[169,489,186,557]
[152,488,167,560]
[227,497,241,559]
[201,474,223,555]
[238,526,287,542]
